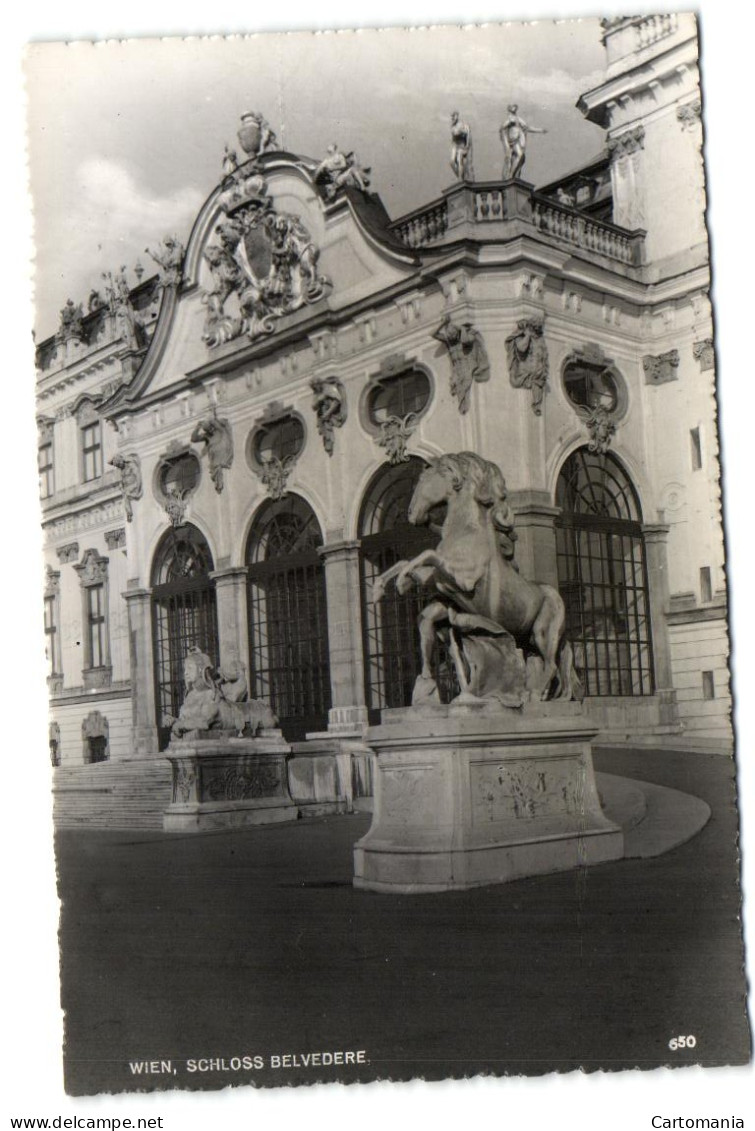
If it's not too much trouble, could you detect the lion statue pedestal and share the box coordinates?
[353,701,623,893]
[164,733,299,833]
[162,648,298,832]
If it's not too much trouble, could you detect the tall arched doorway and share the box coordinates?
[359,458,454,721]
[151,524,218,750]
[555,447,654,697]
[245,495,331,740]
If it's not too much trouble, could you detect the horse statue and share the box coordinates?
[372,452,583,707]
[168,648,278,738]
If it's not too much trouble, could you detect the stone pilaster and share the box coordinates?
[210,567,249,672]
[510,490,560,589]
[643,523,677,723]
[317,540,369,734]
[123,587,159,754]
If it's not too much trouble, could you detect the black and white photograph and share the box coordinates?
[6,1,753,1126]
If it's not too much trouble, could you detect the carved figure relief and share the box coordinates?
[313,144,371,201]
[310,378,347,456]
[191,414,234,493]
[146,235,185,289]
[109,453,143,522]
[505,318,549,414]
[201,168,330,348]
[376,414,418,465]
[643,350,680,386]
[433,315,490,414]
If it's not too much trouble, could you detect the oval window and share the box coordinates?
[252,415,305,466]
[367,370,431,425]
[160,452,201,498]
[563,362,619,413]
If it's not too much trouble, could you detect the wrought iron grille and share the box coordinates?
[246,497,331,740]
[151,525,219,750]
[359,459,455,719]
[555,448,654,697]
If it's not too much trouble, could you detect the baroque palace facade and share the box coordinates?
[37,15,731,823]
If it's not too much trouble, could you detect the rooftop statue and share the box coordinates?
[146,235,185,289]
[449,111,474,183]
[313,144,371,201]
[236,111,279,160]
[500,104,547,180]
[57,298,84,342]
[372,452,583,707]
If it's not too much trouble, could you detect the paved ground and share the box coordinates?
[55,746,751,1096]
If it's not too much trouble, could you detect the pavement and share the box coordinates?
[55,745,751,1096]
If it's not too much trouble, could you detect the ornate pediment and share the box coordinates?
[201,165,331,349]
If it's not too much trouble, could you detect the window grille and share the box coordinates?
[151,525,218,750]
[555,448,654,697]
[359,458,455,719]
[246,496,331,740]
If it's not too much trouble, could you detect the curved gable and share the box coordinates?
[107,151,419,414]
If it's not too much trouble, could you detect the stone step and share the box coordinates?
[52,759,173,830]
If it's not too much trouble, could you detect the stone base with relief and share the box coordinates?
[163,731,299,832]
[353,701,623,893]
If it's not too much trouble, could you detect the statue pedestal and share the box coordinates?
[163,731,299,832]
[353,702,623,893]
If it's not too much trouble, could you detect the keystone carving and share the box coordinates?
[693,339,714,371]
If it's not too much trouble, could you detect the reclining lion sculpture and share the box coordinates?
[168,647,278,739]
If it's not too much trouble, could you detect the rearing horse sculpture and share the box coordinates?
[372,452,583,705]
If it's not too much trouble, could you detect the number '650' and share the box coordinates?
[668,1035,697,1050]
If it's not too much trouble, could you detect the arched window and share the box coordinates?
[555,448,654,697]
[246,495,331,740]
[359,458,454,720]
[151,524,218,750]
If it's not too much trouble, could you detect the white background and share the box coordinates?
[3,2,752,1129]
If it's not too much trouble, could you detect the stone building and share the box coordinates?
[37,15,731,824]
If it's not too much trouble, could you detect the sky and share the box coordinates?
[5,2,755,1130]
[25,21,609,340]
